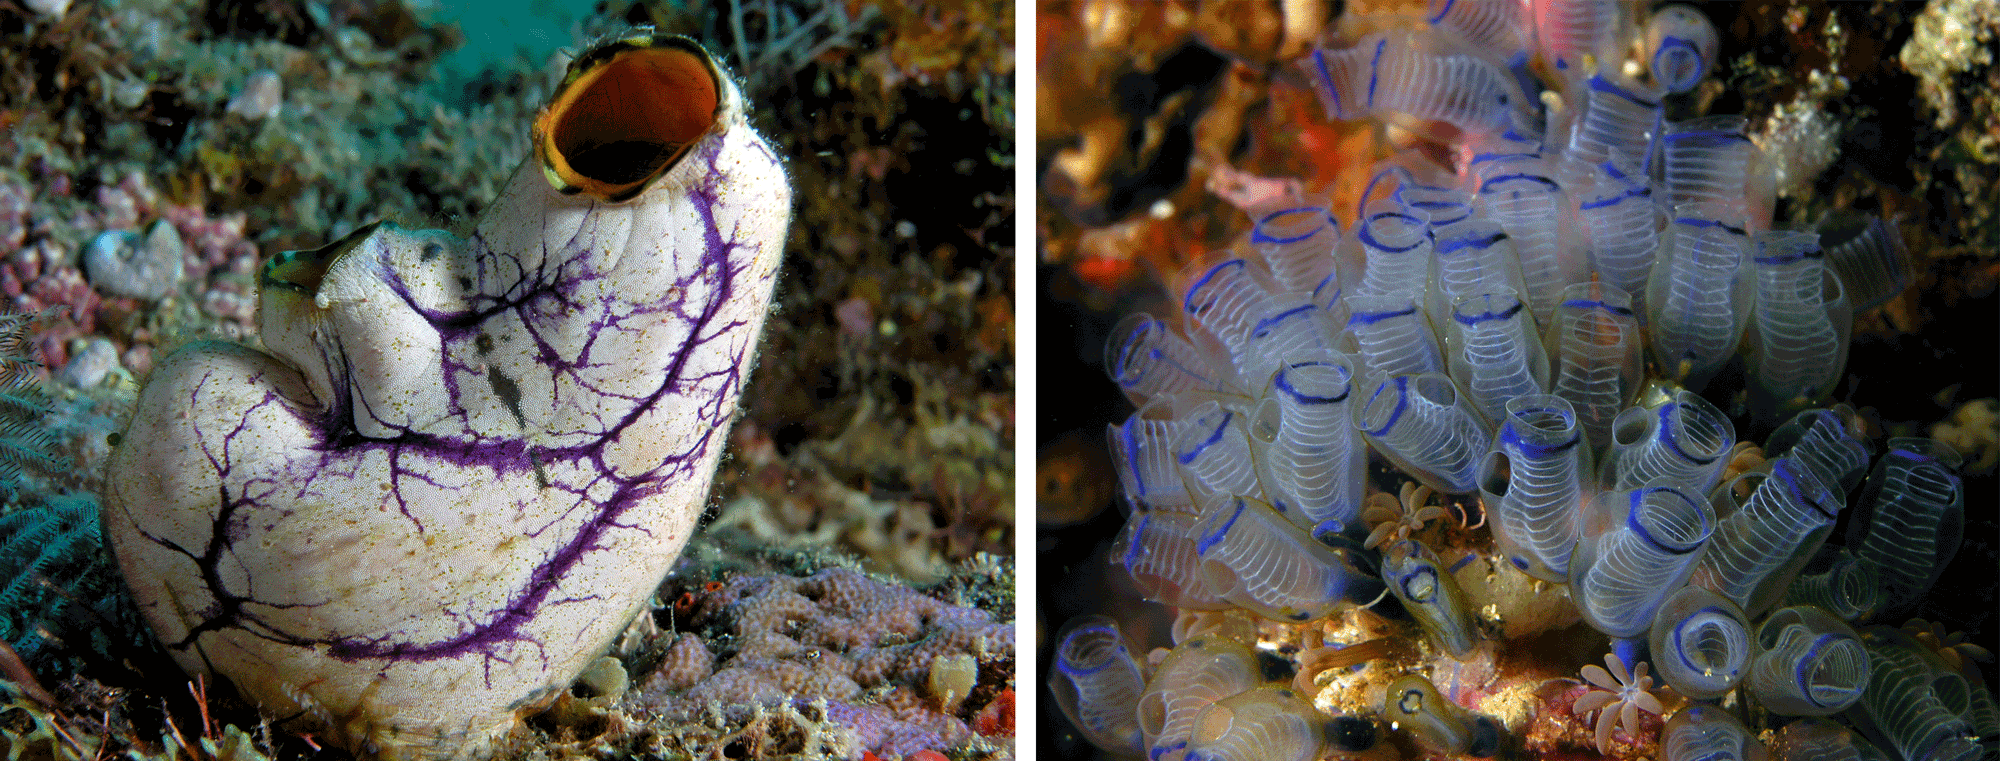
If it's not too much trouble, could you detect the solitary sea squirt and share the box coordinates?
[100,30,790,759]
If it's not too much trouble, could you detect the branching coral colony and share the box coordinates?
[100,30,790,760]
[1049,4,1996,761]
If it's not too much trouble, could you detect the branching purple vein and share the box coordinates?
[144,145,763,682]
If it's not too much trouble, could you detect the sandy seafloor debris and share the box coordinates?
[0,0,1014,759]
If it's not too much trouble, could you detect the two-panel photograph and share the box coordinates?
[0,0,1992,759]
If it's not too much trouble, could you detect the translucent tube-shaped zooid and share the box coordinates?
[1567,152,1661,303]
[1853,634,1981,761]
[1780,547,1880,623]
[1184,687,1328,761]
[1771,719,1887,761]
[1264,360,1368,538]
[1644,4,1718,94]
[1545,282,1643,450]
[1661,705,1764,761]
[1764,407,1874,493]
[1747,230,1851,415]
[1180,254,1280,366]
[1194,495,1382,622]
[1251,205,1342,295]
[1693,458,1843,615]
[1354,373,1489,494]
[1425,0,1532,57]
[1106,313,1224,406]
[1382,674,1504,758]
[1662,115,1756,213]
[1050,615,1148,756]
[1114,508,1233,611]
[1104,394,1192,508]
[1353,200,1435,299]
[1445,290,1550,425]
[1571,485,1714,638]
[1238,297,1341,393]
[1567,73,1664,172]
[1475,156,1577,323]
[1343,293,1445,384]
[1381,540,1479,656]
[1818,213,1913,312]
[1649,584,1752,699]
[1479,394,1589,582]
[1848,438,1965,620]
[1648,204,1754,388]
[1138,637,1263,761]
[1599,388,1735,495]
[1171,400,1262,504]
[1746,605,1869,716]
[1302,30,1529,138]
[1427,217,1530,324]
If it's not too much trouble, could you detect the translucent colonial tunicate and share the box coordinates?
[1354,373,1489,494]
[1473,156,1576,323]
[1818,213,1913,312]
[1108,313,1225,405]
[1354,202,1436,299]
[1382,674,1503,757]
[1427,218,1530,326]
[1380,540,1478,656]
[1570,485,1714,638]
[1599,388,1734,495]
[1566,73,1663,172]
[1343,294,1446,384]
[1567,154,1661,303]
[1138,637,1264,761]
[1114,509,1232,611]
[1661,704,1768,761]
[1852,633,1980,761]
[1240,298,1342,393]
[1444,291,1550,426]
[1650,584,1751,699]
[1544,282,1644,449]
[1251,205,1342,295]
[1771,719,1890,761]
[1763,407,1874,493]
[1173,401,1262,503]
[1111,396,1198,510]
[1644,4,1718,93]
[1305,30,1531,138]
[1193,496,1382,622]
[1184,687,1327,761]
[1780,547,1881,623]
[1479,395,1589,582]
[1847,439,1965,620]
[1694,458,1844,615]
[1662,116,1757,216]
[1049,615,1148,756]
[1746,605,1869,716]
[1648,205,1753,387]
[1747,230,1851,413]
[1264,361,1368,538]
[1425,0,1532,58]
[1182,256,1281,370]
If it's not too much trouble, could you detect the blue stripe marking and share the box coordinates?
[1358,211,1430,253]
[1314,49,1342,115]
[1628,486,1707,553]
[1561,298,1637,316]
[1657,401,1722,465]
[1252,207,1332,245]
[1194,498,1248,554]
[1183,259,1248,315]
[1251,303,1316,338]
[1588,73,1659,108]
[1362,376,1411,437]
[1176,410,1234,465]
[1367,39,1387,108]
[1275,363,1351,405]
[1452,296,1524,325]
[1426,0,1454,24]
[1479,172,1561,193]
[1500,412,1580,457]
[1437,230,1507,255]
[1673,217,1747,236]
[1347,304,1419,327]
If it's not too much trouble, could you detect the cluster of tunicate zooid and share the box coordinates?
[1049,2,1994,760]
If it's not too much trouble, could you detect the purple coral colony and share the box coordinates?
[1046,3,1996,761]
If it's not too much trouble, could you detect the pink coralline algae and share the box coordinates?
[637,568,1013,759]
